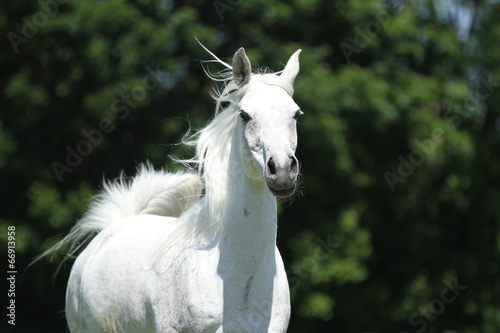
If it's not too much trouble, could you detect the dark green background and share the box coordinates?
[1,0,499,332]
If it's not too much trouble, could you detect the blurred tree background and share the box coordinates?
[1,0,499,332]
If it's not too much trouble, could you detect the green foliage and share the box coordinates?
[1,0,500,332]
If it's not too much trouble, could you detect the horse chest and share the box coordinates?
[170,248,280,330]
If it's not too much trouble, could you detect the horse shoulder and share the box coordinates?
[151,245,224,331]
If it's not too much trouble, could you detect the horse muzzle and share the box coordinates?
[265,155,299,198]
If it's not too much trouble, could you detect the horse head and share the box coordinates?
[232,48,302,198]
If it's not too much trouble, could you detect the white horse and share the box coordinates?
[47,46,302,332]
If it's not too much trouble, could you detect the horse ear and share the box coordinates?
[233,47,251,87]
[280,49,301,85]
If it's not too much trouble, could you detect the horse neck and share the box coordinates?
[215,131,278,275]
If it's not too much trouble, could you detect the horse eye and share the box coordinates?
[293,110,303,120]
[239,110,250,121]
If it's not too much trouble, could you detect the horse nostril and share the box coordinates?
[267,158,277,176]
[290,156,298,175]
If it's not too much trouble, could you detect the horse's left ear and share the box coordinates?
[233,47,251,87]
[280,49,302,85]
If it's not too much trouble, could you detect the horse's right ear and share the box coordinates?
[233,47,251,87]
